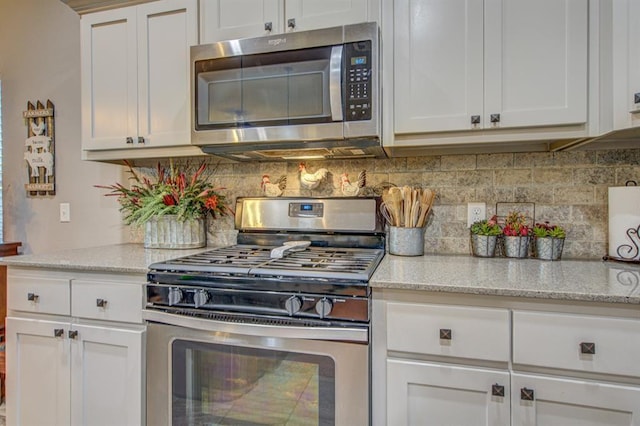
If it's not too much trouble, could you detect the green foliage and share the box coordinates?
[470,218,502,236]
[96,159,233,226]
[533,222,566,239]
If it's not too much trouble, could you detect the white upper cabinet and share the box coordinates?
[200,0,377,43]
[393,0,588,134]
[81,0,197,151]
[612,0,640,131]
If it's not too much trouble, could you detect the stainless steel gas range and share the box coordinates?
[144,197,385,426]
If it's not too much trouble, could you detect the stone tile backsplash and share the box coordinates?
[135,148,640,260]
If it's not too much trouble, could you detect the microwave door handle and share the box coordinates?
[329,45,344,121]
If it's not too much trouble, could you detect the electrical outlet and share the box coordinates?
[467,202,486,228]
[60,203,71,223]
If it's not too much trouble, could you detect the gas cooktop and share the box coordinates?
[148,244,384,282]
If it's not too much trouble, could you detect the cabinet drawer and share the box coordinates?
[513,311,640,378]
[8,276,70,315]
[71,280,143,323]
[386,302,510,362]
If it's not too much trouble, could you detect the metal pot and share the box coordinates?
[535,237,565,261]
[503,235,530,258]
[470,234,498,257]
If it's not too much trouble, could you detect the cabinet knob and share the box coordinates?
[288,18,296,29]
[634,92,640,105]
[491,383,505,397]
[471,115,481,125]
[264,21,272,32]
[96,298,107,308]
[27,292,39,302]
[439,328,452,340]
[490,113,501,123]
[520,387,535,401]
[68,330,78,339]
[137,136,145,144]
[54,328,64,337]
[126,136,134,144]
[580,342,596,355]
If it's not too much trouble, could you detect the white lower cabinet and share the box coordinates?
[5,269,146,426]
[375,291,640,426]
[387,359,510,425]
[6,317,71,426]
[511,373,640,426]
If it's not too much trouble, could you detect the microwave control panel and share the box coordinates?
[345,41,372,121]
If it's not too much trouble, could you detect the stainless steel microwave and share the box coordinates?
[190,22,383,161]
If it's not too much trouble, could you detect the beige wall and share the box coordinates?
[0,0,128,254]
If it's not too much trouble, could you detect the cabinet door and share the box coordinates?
[285,0,371,32]
[612,0,640,130]
[387,359,510,425]
[200,0,283,42]
[511,373,640,426]
[70,323,145,426]
[394,0,484,133]
[484,0,587,129]
[6,317,71,426]
[137,0,198,148]
[81,7,138,150]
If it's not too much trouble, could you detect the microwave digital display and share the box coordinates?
[351,56,367,66]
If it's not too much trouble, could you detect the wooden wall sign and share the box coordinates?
[23,100,55,196]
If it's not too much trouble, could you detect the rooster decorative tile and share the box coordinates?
[298,162,329,190]
[340,170,366,196]
[261,174,287,197]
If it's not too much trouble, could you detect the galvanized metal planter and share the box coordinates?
[534,237,564,261]
[389,226,425,256]
[144,215,206,249]
[503,235,530,258]
[470,234,498,258]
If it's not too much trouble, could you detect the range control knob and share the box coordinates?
[193,289,209,308]
[168,287,183,306]
[315,298,333,318]
[284,296,303,315]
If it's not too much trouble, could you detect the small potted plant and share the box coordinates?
[533,221,566,261]
[470,216,502,257]
[502,211,531,258]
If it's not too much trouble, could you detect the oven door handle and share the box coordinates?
[142,309,368,343]
[329,45,344,121]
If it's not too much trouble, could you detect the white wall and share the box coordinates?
[0,0,129,254]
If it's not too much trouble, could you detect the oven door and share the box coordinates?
[145,311,369,425]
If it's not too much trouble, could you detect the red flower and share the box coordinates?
[204,195,218,211]
[163,194,177,206]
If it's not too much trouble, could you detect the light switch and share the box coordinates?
[60,203,70,222]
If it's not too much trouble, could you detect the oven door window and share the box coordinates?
[171,340,335,425]
[195,46,336,130]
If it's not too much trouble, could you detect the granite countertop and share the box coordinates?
[0,243,211,274]
[371,254,640,304]
[4,244,640,304]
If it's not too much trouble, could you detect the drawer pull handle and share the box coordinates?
[54,328,64,337]
[439,328,452,340]
[68,330,78,339]
[470,115,481,124]
[580,342,596,355]
[491,383,505,397]
[520,387,535,401]
[27,292,39,302]
[96,298,107,308]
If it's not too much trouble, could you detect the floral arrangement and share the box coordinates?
[533,221,566,239]
[470,216,502,236]
[96,159,233,226]
[503,211,530,236]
